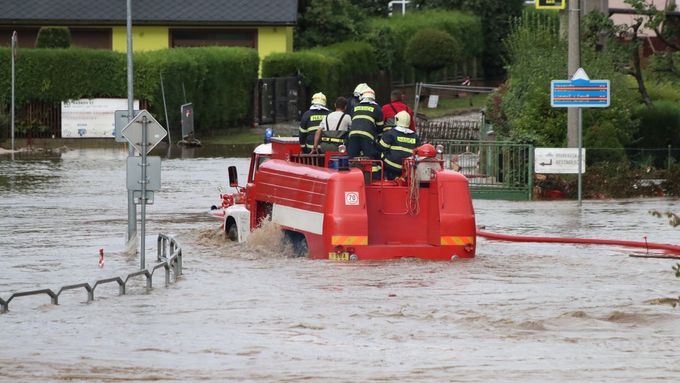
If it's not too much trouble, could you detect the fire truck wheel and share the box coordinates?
[226,220,238,241]
[284,231,308,257]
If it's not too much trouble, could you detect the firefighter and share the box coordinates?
[311,96,351,154]
[382,89,415,133]
[347,86,384,160]
[378,110,420,180]
[299,92,330,153]
[347,83,368,117]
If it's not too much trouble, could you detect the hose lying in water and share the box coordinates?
[477,229,680,257]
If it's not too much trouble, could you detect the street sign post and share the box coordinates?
[550,68,609,206]
[551,69,610,108]
[121,109,167,269]
[535,148,586,174]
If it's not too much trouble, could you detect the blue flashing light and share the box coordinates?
[264,128,273,143]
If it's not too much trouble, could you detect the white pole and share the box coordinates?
[11,31,16,161]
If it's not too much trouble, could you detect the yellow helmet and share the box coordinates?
[395,110,411,128]
[353,83,368,97]
[360,86,375,101]
[311,92,327,106]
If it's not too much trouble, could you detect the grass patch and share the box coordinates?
[419,93,488,118]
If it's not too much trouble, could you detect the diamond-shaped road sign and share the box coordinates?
[121,110,167,155]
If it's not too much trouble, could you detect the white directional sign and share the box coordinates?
[121,110,167,155]
[535,148,586,174]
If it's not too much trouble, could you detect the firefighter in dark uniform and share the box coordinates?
[347,83,367,117]
[299,92,330,153]
[378,111,420,180]
[348,86,384,179]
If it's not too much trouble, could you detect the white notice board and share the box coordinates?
[535,148,586,174]
[62,98,139,138]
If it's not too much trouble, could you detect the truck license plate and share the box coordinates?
[328,252,349,261]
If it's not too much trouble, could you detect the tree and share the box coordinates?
[349,0,391,17]
[295,0,366,49]
[35,27,71,48]
[404,29,460,81]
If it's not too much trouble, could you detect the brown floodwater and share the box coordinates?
[1,147,679,382]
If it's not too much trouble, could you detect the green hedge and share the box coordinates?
[368,10,483,75]
[261,41,377,103]
[0,46,259,135]
[135,47,259,134]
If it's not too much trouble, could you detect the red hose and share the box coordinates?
[477,229,680,255]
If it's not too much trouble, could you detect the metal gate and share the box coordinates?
[431,140,534,200]
[258,76,302,124]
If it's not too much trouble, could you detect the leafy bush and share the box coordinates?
[296,0,366,49]
[0,47,259,136]
[404,29,460,79]
[632,100,680,148]
[35,27,71,48]
[368,10,482,75]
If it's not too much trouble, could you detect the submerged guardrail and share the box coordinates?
[0,233,183,314]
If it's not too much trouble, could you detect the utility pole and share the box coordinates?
[126,0,137,250]
[567,0,581,148]
[10,31,16,161]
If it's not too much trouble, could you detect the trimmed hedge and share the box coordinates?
[262,41,377,103]
[369,10,483,74]
[135,47,259,134]
[0,46,259,135]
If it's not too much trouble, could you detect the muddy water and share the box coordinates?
[1,147,679,382]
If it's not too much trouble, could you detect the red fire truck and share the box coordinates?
[211,137,476,261]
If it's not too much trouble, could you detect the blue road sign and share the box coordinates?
[551,68,610,108]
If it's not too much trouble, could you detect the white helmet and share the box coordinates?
[311,92,327,106]
[395,110,411,128]
[360,86,375,101]
[353,83,368,97]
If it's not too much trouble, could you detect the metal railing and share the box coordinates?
[0,233,183,314]
[432,140,534,201]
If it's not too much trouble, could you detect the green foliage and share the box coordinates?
[295,0,366,49]
[632,100,680,150]
[135,47,259,135]
[413,0,525,78]
[349,0,391,17]
[490,10,639,157]
[0,47,259,135]
[0,48,126,103]
[368,10,482,75]
[404,29,460,79]
[262,41,376,102]
[364,26,399,71]
[35,27,71,49]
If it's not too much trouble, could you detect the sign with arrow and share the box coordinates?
[551,68,610,108]
[535,148,586,174]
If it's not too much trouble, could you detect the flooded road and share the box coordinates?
[1,147,679,382]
